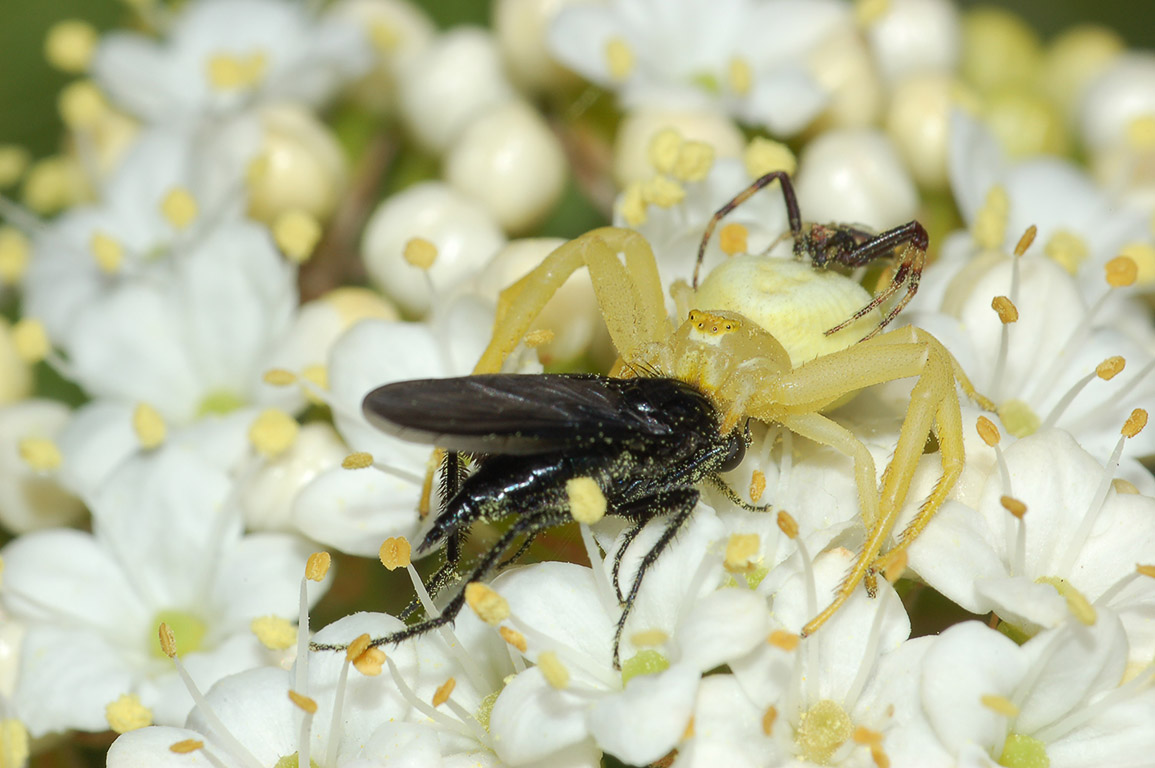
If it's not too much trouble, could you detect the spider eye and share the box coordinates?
[718,433,746,472]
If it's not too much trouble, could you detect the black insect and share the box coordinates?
[312,373,759,668]
[693,169,927,339]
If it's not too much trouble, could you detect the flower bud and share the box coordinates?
[885,74,974,190]
[332,0,436,115]
[867,0,960,85]
[246,105,347,224]
[445,100,567,234]
[492,0,585,94]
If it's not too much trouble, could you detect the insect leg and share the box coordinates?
[703,474,773,513]
[823,221,928,339]
[612,488,699,670]
[693,170,805,289]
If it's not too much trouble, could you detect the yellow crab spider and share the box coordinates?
[473,226,992,636]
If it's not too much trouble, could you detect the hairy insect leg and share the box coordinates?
[612,488,699,670]
[693,170,805,289]
[474,228,671,374]
[608,501,668,603]
[822,221,928,340]
[704,474,774,513]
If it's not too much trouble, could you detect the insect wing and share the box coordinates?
[363,374,680,455]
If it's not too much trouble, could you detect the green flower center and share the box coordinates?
[197,389,245,417]
[150,610,207,659]
[620,649,670,686]
[997,399,1040,438]
[998,732,1050,768]
[795,699,853,764]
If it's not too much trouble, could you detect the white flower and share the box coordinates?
[548,0,848,135]
[906,429,1155,667]
[905,615,1155,767]
[0,444,319,734]
[481,507,769,765]
[0,400,85,533]
[93,0,372,125]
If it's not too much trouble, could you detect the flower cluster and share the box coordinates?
[0,0,1152,766]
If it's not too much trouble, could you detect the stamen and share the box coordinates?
[524,329,554,348]
[1001,495,1028,577]
[566,477,606,524]
[537,651,570,689]
[169,739,203,754]
[18,436,62,472]
[90,231,124,273]
[272,210,321,264]
[724,533,760,574]
[466,582,510,626]
[749,468,767,502]
[326,650,353,768]
[980,693,1020,718]
[719,223,749,256]
[973,186,1009,251]
[728,57,752,95]
[0,226,29,284]
[379,537,411,570]
[762,706,778,736]
[768,630,800,652]
[578,522,619,617]
[605,38,634,80]
[1044,229,1088,274]
[618,182,646,227]
[1104,255,1138,288]
[384,655,485,742]
[1039,356,1125,431]
[132,402,166,450]
[159,623,264,768]
[673,140,714,182]
[988,294,1016,400]
[250,616,295,650]
[402,237,437,270]
[743,137,797,179]
[305,552,331,582]
[432,677,456,707]
[499,626,527,652]
[288,689,316,768]
[160,187,198,231]
[11,319,50,364]
[640,175,685,208]
[1056,410,1145,574]
[45,20,98,73]
[105,693,152,733]
[57,80,106,130]
[248,409,299,458]
[648,128,681,175]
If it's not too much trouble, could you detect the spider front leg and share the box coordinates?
[475,227,674,374]
[817,221,928,340]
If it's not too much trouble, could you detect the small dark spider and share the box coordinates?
[692,169,927,339]
[309,372,765,669]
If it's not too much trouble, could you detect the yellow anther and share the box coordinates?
[249,408,299,457]
[0,719,28,766]
[379,537,412,570]
[719,222,749,256]
[605,37,634,80]
[980,693,1019,718]
[250,616,296,650]
[369,20,401,53]
[976,415,1001,446]
[1013,225,1037,257]
[538,650,570,689]
[302,364,328,393]
[345,634,372,662]
[403,237,437,269]
[160,187,198,231]
[974,185,1009,251]
[630,628,668,647]
[619,182,647,227]
[19,437,61,471]
[1125,114,1155,150]
[465,582,509,625]
[158,622,178,658]
[673,140,715,182]
[246,153,270,186]
[1105,255,1138,288]
[288,689,318,714]
[567,476,606,524]
[748,469,766,502]
[105,694,153,734]
[12,318,50,363]
[724,533,760,573]
[762,706,778,736]
[1117,243,1155,285]
[648,128,682,174]
[728,57,752,96]
[1096,356,1125,380]
[640,174,685,208]
[0,227,29,283]
[353,647,386,676]
[305,551,331,581]
[744,137,797,179]
[855,0,890,26]
[273,209,322,263]
[90,231,124,274]
[262,368,297,386]
[1038,576,1096,625]
[58,80,107,129]
[1113,478,1139,495]
[1043,229,1085,274]
[432,677,457,707]
[499,626,528,652]
[45,19,98,73]
[1136,564,1155,579]
[991,295,1019,323]
[768,629,800,651]
[997,399,1040,438]
[853,725,884,747]
[23,155,81,214]
[206,51,268,90]
[169,739,203,754]
[132,402,166,449]
[1122,409,1147,438]
[682,717,695,740]
[0,146,29,188]
[342,451,373,470]
[1000,495,1027,519]
[777,510,799,539]
[524,329,554,348]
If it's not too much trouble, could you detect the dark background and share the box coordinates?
[0,0,1150,157]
